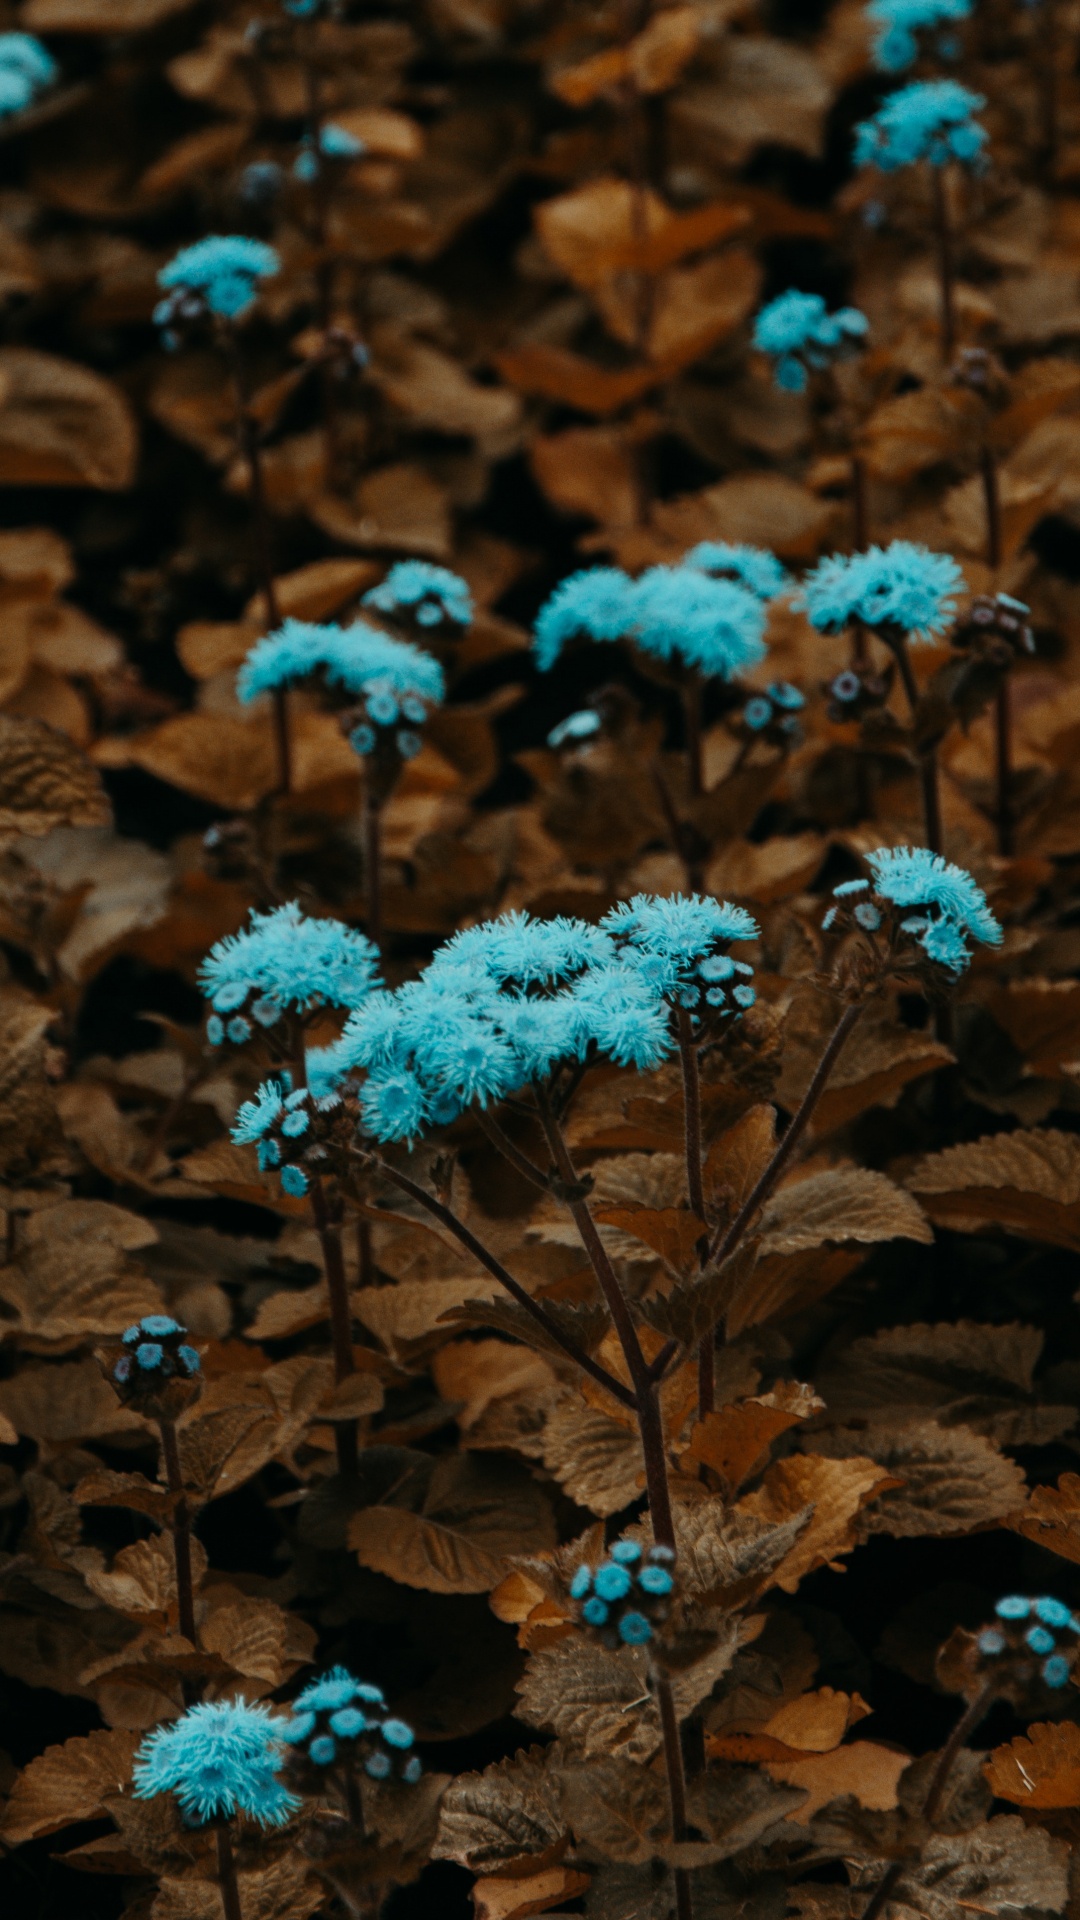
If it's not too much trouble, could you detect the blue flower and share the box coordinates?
[0,33,56,119]
[1035,1597,1073,1629]
[363,560,473,628]
[854,79,987,171]
[360,1067,430,1143]
[1044,1656,1072,1689]
[868,0,972,72]
[1027,1625,1056,1655]
[752,291,869,393]
[237,617,445,709]
[133,1698,299,1828]
[977,1627,1006,1655]
[281,1164,309,1197]
[594,1562,632,1603]
[200,902,381,1016]
[618,1612,652,1645]
[429,912,614,990]
[683,541,790,602]
[548,710,602,749]
[865,845,1002,971]
[631,566,767,679]
[319,122,365,158]
[744,696,773,731]
[156,236,280,322]
[295,1667,378,1714]
[610,1539,642,1565]
[601,895,758,1017]
[801,542,964,642]
[533,568,638,671]
[142,1316,182,1338]
[582,1596,609,1626]
[570,1565,593,1598]
[566,965,672,1069]
[232,1080,285,1145]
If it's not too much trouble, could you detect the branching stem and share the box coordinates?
[223,328,289,794]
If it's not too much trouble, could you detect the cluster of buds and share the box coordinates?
[280,1667,422,1785]
[949,346,1009,406]
[736,679,805,745]
[951,592,1034,664]
[109,1316,202,1418]
[823,664,893,725]
[204,981,285,1048]
[819,845,1002,979]
[341,679,429,764]
[232,1078,350,1197]
[569,1539,676,1649]
[938,1594,1080,1709]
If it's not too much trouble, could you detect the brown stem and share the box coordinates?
[309,1173,359,1478]
[364,789,382,953]
[683,679,703,799]
[675,1009,712,1419]
[343,1755,364,1833]
[980,443,1014,856]
[353,1149,637,1408]
[650,761,701,893]
[656,1671,692,1920]
[224,328,289,794]
[474,1107,551,1192]
[534,1087,675,1548]
[216,1825,244,1920]
[708,1001,863,1266]
[931,164,956,365]
[851,451,870,552]
[891,635,943,855]
[859,1682,996,1920]
[159,1417,198,1657]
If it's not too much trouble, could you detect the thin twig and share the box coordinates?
[675,1008,712,1418]
[891,634,943,855]
[216,1825,244,1920]
[474,1107,551,1191]
[223,328,289,794]
[858,1681,996,1920]
[364,789,382,952]
[656,1670,693,1920]
[159,1417,199,1671]
[980,443,1014,857]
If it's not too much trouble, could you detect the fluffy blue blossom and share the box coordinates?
[363,561,473,629]
[801,542,964,641]
[752,290,869,393]
[868,0,972,71]
[854,79,987,171]
[632,566,768,679]
[156,236,280,323]
[862,845,1002,971]
[296,122,366,177]
[602,894,759,1015]
[134,1698,299,1828]
[570,1538,676,1645]
[533,568,638,671]
[548,710,602,749]
[683,542,790,602]
[565,964,674,1068]
[280,1668,421,1784]
[0,34,56,119]
[200,902,381,1022]
[238,617,444,706]
[428,912,613,990]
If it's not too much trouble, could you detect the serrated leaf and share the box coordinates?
[984,1721,1080,1808]
[815,1321,1073,1449]
[759,1168,932,1255]
[433,1746,568,1873]
[516,1620,740,1765]
[809,1421,1027,1537]
[1006,1472,1080,1564]
[0,1727,140,1844]
[350,1454,556,1593]
[879,1816,1068,1920]
[593,1204,706,1273]
[440,1294,611,1363]
[907,1129,1080,1250]
[738,1454,898,1592]
[639,1245,757,1348]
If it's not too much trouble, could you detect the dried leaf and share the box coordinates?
[808,1421,1027,1538]
[350,1454,556,1593]
[1006,1472,1080,1565]
[907,1129,1080,1250]
[0,1728,140,1845]
[759,1168,932,1255]
[766,1742,909,1824]
[0,349,136,488]
[0,714,110,841]
[473,1866,590,1920]
[433,1746,568,1873]
[738,1454,898,1592]
[884,1816,1068,1920]
[984,1722,1080,1808]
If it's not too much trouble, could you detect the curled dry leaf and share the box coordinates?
[985,1722,1080,1809]
[907,1128,1080,1250]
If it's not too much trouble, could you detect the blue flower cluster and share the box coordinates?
[978,1594,1080,1691]
[114,1315,201,1390]
[548,709,602,750]
[155,236,280,327]
[801,541,964,642]
[321,897,758,1143]
[683,542,791,602]
[295,121,365,180]
[280,1667,421,1783]
[200,902,381,1041]
[232,1078,344,1195]
[0,33,56,120]
[134,1698,300,1828]
[752,291,869,393]
[570,1538,675,1647]
[237,618,444,760]
[533,564,768,680]
[362,560,473,630]
[854,79,987,171]
[822,846,1002,972]
[741,680,805,736]
[868,0,971,72]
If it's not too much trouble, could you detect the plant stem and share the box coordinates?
[851,451,869,551]
[858,1681,996,1920]
[707,1001,862,1267]
[159,1416,199,1661]
[675,1008,712,1419]
[353,1150,637,1408]
[651,761,701,893]
[474,1107,551,1191]
[980,442,1014,857]
[309,1172,359,1478]
[216,1824,244,1920]
[343,1755,364,1833]
[683,678,703,799]
[364,789,382,952]
[931,164,956,365]
[224,328,289,795]
[891,634,943,855]
[656,1670,692,1920]
[534,1086,675,1550]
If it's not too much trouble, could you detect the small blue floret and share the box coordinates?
[996,1595,1031,1621]
[618,1611,653,1645]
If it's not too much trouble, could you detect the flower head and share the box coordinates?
[632,566,768,679]
[572,1537,676,1647]
[199,902,381,1022]
[363,561,473,629]
[0,33,56,119]
[825,846,1001,973]
[602,894,759,1016]
[280,1668,421,1784]
[868,0,972,72]
[237,617,444,706]
[156,235,280,322]
[854,79,987,171]
[683,542,790,602]
[752,290,869,393]
[133,1698,299,1827]
[533,568,638,671]
[801,542,964,642]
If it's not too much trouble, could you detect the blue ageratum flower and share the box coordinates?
[363,561,473,630]
[632,566,768,679]
[801,542,964,642]
[867,845,1002,970]
[683,542,791,602]
[133,1698,300,1828]
[237,619,444,761]
[752,291,869,393]
[602,893,759,1014]
[156,235,280,323]
[281,1667,422,1783]
[868,0,972,72]
[854,79,987,171]
[533,568,638,672]
[199,902,381,1024]
[0,33,56,118]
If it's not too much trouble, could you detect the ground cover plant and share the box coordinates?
[10,4,1080,1920]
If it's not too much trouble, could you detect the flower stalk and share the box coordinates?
[979,442,1014,855]
[216,1823,245,1920]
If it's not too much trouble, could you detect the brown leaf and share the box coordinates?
[531,424,642,531]
[759,1168,932,1255]
[311,462,452,559]
[814,1321,1070,1447]
[672,38,832,169]
[860,384,982,483]
[778,990,953,1134]
[738,1453,899,1592]
[85,1532,208,1621]
[25,0,194,25]
[681,1386,820,1493]
[907,1128,1080,1250]
[985,1721,1080,1808]
[0,713,110,841]
[764,1742,909,1824]
[0,1355,146,1445]
[809,1420,1027,1537]
[593,1203,706,1272]
[986,979,1080,1077]
[200,1597,289,1685]
[431,1340,556,1430]
[1006,1472,1080,1565]
[350,1454,556,1593]
[433,1746,567,1874]
[473,1866,589,1920]
[886,1816,1068,1920]
[0,349,136,488]
[0,1728,140,1845]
